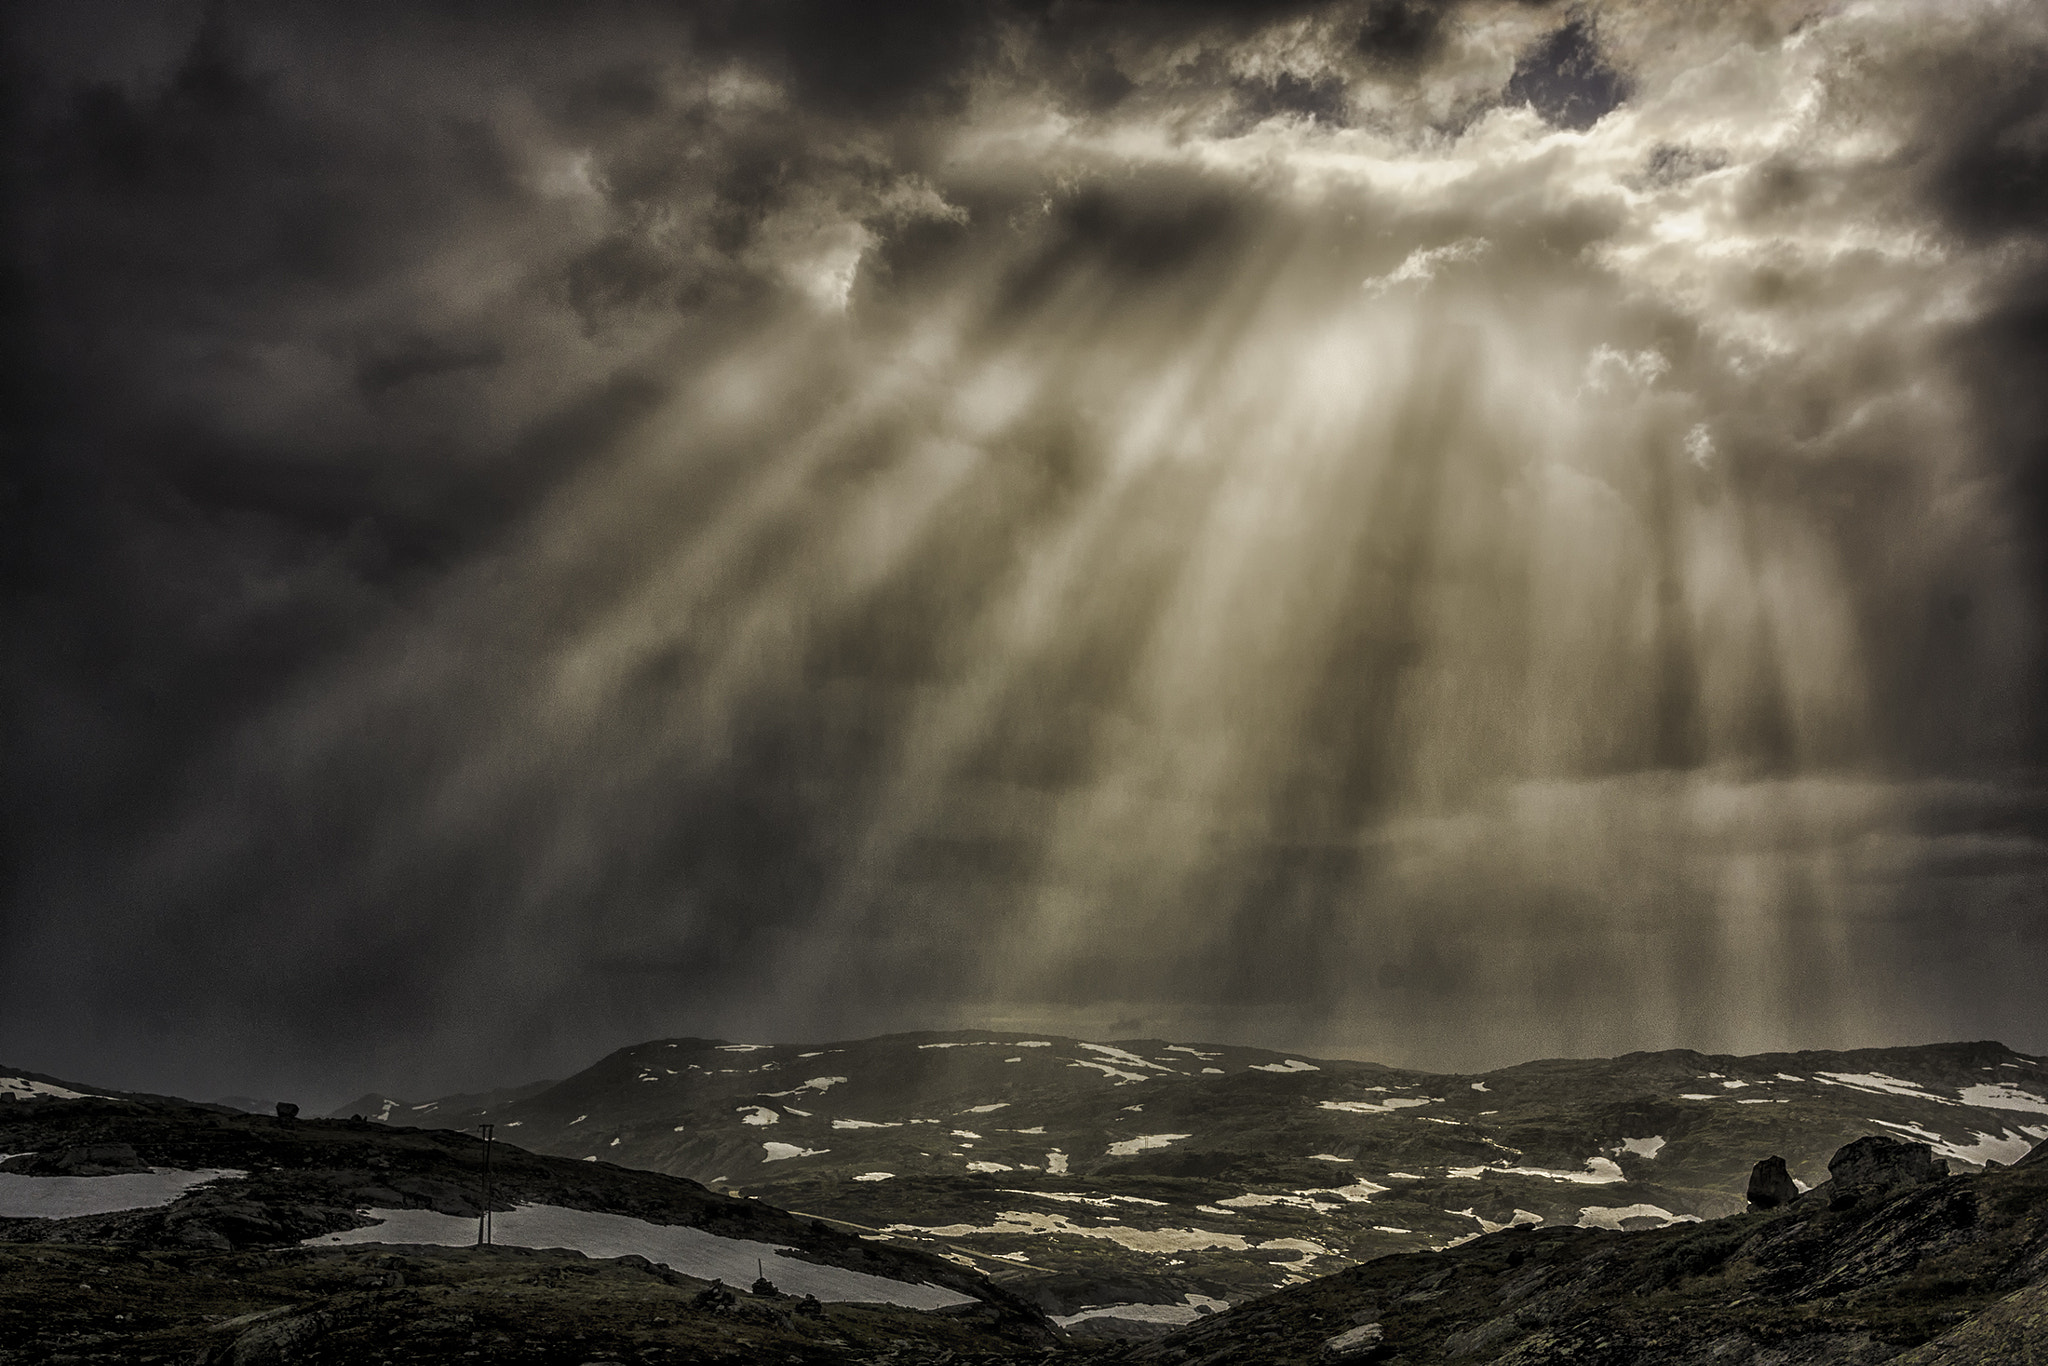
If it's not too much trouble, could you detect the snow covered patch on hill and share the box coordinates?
[738,1106,779,1126]
[1616,1136,1666,1159]
[1451,1207,1542,1234]
[1005,1191,1165,1209]
[1957,1084,2048,1114]
[1450,1158,1625,1185]
[0,1168,244,1218]
[1078,1043,1175,1072]
[1250,1060,1318,1073]
[1576,1204,1700,1231]
[761,1143,828,1162]
[1319,1097,1433,1115]
[1070,1060,1150,1084]
[1817,1073,1950,1103]
[0,1077,101,1101]
[832,1119,900,1130]
[887,1211,1250,1254]
[853,1172,894,1181]
[305,1204,971,1307]
[1106,1133,1190,1157]
[1875,1120,2046,1167]
[1051,1294,1229,1329]
[918,1040,1050,1049]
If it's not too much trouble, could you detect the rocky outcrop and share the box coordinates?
[1830,1136,1944,1189]
[2,1143,149,1175]
[1320,1321,1385,1361]
[1747,1155,1801,1209]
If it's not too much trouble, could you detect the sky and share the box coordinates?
[5,0,2047,1108]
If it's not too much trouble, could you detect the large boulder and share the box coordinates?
[1747,1155,1801,1209]
[1812,1135,1946,1207]
[1322,1322,1385,1361]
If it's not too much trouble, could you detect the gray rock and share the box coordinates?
[1827,1135,1943,1192]
[1322,1321,1385,1361]
[1747,1155,1801,1209]
[274,1102,299,1122]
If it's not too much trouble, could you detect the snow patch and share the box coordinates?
[1817,1073,1950,1103]
[0,1168,244,1219]
[832,1119,901,1130]
[887,1212,1249,1254]
[1078,1043,1172,1070]
[962,1103,1010,1114]
[1577,1204,1699,1231]
[1617,1136,1665,1160]
[1069,1060,1150,1084]
[853,1172,894,1182]
[305,1204,969,1308]
[1047,1151,1069,1175]
[1957,1084,2048,1115]
[1106,1133,1190,1157]
[1319,1098,1433,1115]
[1250,1060,1319,1074]
[1450,1158,1625,1185]
[966,1161,1012,1174]
[1006,1191,1165,1208]
[1051,1294,1229,1329]
[737,1106,779,1127]
[761,1143,828,1162]
[1451,1207,1542,1234]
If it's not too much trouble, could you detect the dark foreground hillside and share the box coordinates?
[1114,1137,2048,1365]
[0,1091,1056,1364]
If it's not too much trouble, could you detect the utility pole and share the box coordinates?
[477,1123,495,1247]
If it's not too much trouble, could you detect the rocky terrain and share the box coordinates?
[4,1047,2047,1362]
[1108,1130,2048,1364]
[330,1032,2048,1322]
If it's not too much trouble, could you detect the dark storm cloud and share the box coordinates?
[4,0,2046,1103]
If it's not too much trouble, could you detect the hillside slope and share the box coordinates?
[330,1032,2048,1317]
[0,1087,1055,1363]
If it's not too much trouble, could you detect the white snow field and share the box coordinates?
[303,1204,972,1308]
[1957,1084,2048,1114]
[1105,1133,1190,1157]
[0,1168,243,1218]
[1051,1294,1230,1329]
[1576,1203,1700,1230]
[0,1077,102,1102]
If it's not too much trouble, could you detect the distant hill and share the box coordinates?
[326,1031,2048,1323]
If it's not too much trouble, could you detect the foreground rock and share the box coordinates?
[1746,1155,1800,1209]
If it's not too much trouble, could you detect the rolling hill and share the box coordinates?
[329,1032,2048,1324]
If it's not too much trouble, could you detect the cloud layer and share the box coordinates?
[5,0,2046,1100]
